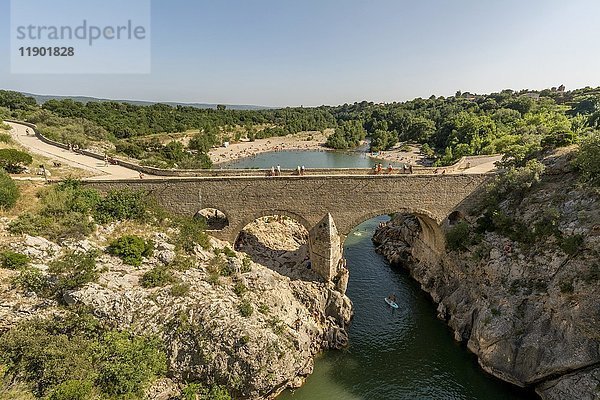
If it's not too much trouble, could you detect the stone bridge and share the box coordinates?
[84,173,490,283]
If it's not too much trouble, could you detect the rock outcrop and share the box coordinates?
[0,218,352,399]
[373,154,600,400]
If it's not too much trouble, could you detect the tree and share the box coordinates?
[575,132,600,185]
[370,130,397,152]
[325,120,366,149]
[506,96,535,116]
[0,90,37,110]
[405,117,435,142]
[0,149,33,173]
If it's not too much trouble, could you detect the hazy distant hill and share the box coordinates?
[21,92,273,111]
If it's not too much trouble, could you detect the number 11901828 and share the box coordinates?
[19,47,75,56]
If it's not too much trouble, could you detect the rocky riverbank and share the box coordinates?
[372,151,600,400]
[0,218,352,399]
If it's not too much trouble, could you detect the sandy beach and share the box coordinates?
[209,130,426,166]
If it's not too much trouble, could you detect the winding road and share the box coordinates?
[5,121,139,180]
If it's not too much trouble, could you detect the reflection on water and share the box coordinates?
[279,216,534,400]
[219,150,385,169]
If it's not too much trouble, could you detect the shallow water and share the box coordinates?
[278,217,535,400]
[219,150,386,169]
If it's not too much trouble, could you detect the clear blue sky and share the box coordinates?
[2,0,600,107]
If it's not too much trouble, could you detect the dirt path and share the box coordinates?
[5,121,140,180]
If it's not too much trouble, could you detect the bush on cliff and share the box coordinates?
[482,159,545,208]
[8,180,99,241]
[446,221,471,251]
[48,250,99,294]
[0,171,19,210]
[0,313,166,399]
[140,265,175,288]
[0,250,29,270]
[182,383,232,400]
[0,148,32,173]
[575,132,600,185]
[175,217,210,252]
[93,189,148,224]
[107,235,154,267]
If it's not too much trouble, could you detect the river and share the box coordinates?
[279,216,534,400]
[222,151,534,400]
[219,149,386,169]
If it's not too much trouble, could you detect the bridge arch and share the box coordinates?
[195,208,230,231]
[342,208,446,255]
[230,209,313,245]
[232,211,317,281]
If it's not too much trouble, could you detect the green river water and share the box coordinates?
[224,151,535,400]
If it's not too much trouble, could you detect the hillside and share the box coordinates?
[21,92,272,111]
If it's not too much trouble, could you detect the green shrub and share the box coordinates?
[13,267,49,295]
[0,251,29,270]
[258,304,270,315]
[49,251,99,293]
[8,213,51,236]
[0,148,32,173]
[575,132,600,185]
[559,234,584,256]
[140,266,174,288]
[175,217,210,252]
[233,281,247,296]
[7,181,99,241]
[0,314,166,398]
[222,247,236,258]
[95,331,166,396]
[182,383,204,400]
[446,221,471,251]
[0,316,97,396]
[182,383,231,400]
[559,280,575,294]
[482,159,545,208]
[93,189,147,224]
[48,380,94,400]
[42,180,101,216]
[0,132,12,143]
[206,385,232,400]
[0,171,19,209]
[268,317,286,335]
[238,299,253,317]
[241,256,252,273]
[170,256,195,271]
[8,212,93,242]
[170,282,190,297]
[107,235,153,267]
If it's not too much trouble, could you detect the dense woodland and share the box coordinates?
[1,86,600,168]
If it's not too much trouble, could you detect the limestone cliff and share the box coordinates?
[0,219,352,399]
[373,151,600,400]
